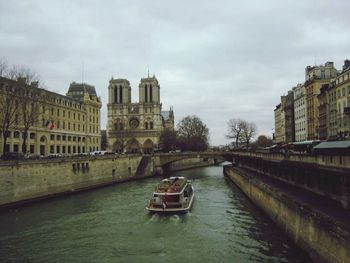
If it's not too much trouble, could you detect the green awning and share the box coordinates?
[313,141,350,149]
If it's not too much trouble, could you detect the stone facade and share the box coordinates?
[274,104,283,143]
[293,84,307,142]
[304,62,337,140]
[0,77,102,156]
[335,60,350,138]
[274,90,295,143]
[107,75,174,153]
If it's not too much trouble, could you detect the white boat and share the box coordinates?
[146,176,194,214]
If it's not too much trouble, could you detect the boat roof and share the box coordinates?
[155,177,189,193]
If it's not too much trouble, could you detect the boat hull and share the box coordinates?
[146,194,194,214]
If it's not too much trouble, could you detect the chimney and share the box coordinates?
[343,59,350,71]
[30,81,39,88]
[17,77,26,84]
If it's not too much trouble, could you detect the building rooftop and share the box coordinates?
[67,82,97,100]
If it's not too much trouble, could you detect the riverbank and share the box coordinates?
[0,155,215,209]
[223,164,350,263]
[0,155,154,208]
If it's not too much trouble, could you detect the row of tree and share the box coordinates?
[159,115,209,152]
[0,59,42,154]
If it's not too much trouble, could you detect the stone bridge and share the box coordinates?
[154,151,228,167]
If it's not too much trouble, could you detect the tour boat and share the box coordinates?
[146,176,194,214]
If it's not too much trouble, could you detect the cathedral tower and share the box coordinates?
[108,78,131,104]
[139,75,160,104]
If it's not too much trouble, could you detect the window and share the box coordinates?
[30,133,35,139]
[14,131,20,138]
[13,144,19,152]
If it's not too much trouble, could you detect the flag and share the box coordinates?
[46,120,55,130]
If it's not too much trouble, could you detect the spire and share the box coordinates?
[147,65,150,78]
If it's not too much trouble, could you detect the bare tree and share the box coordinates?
[226,118,244,147]
[254,135,274,148]
[0,80,20,154]
[18,86,42,153]
[0,58,8,77]
[240,121,257,147]
[0,59,42,154]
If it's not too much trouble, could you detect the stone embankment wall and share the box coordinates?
[224,165,350,263]
[229,153,350,210]
[0,155,154,207]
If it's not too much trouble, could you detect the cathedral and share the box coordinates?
[107,75,174,153]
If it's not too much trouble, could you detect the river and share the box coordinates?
[0,164,311,263]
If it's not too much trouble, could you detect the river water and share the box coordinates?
[0,165,311,263]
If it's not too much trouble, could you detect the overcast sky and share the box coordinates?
[1,0,349,145]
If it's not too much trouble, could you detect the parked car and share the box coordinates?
[91,150,108,156]
[24,153,41,159]
[2,152,25,160]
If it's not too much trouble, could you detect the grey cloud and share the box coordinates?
[1,0,349,145]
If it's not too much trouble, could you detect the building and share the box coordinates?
[335,60,350,138]
[304,62,337,140]
[318,84,329,140]
[293,84,307,142]
[281,91,295,143]
[274,90,295,144]
[0,77,102,156]
[327,81,338,139]
[274,104,283,143]
[107,75,174,153]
